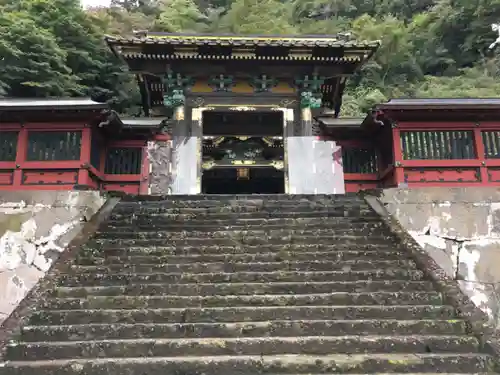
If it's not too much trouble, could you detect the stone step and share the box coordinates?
[94,244,398,257]
[57,269,425,287]
[2,353,495,374]
[102,221,385,232]
[110,206,375,217]
[20,319,468,342]
[109,210,380,221]
[5,335,480,361]
[113,199,369,209]
[29,305,456,325]
[94,228,389,240]
[114,201,370,211]
[69,260,418,275]
[91,235,396,247]
[42,292,443,310]
[117,194,365,206]
[51,280,436,298]
[75,250,410,266]
[105,216,382,228]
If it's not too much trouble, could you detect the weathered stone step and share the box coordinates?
[93,228,389,240]
[109,210,380,221]
[69,260,417,275]
[20,319,467,342]
[76,250,409,266]
[92,235,395,247]
[114,199,369,213]
[114,202,370,213]
[29,305,456,325]
[2,353,494,374]
[120,193,362,202]
[95,244,398,257]
[117,195,365,206]
[106,216,382,228]
[5,335,480,361]
[111,205,377,220]
[76,250,408,266]
[57,269,425,287]
[51,280,436,298]
[103,221,384,232]
[42,292,443,310]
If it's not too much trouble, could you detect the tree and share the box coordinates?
[220,0,296,34]
[0,12,79,97]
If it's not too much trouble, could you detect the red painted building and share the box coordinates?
[1,33,500,194]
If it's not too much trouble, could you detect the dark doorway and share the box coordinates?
[202,167,284,194]
[201,110,285,195]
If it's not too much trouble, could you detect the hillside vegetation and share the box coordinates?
[1,0,500,116]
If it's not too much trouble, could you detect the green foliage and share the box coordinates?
[1,0,500,115]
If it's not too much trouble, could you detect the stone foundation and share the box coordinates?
[375,187,500,327]
[0,191,105,323]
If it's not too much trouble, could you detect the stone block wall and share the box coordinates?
[0,191,105,323]
[375,187,500,327]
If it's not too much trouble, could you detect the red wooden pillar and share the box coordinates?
[473,126,488,183]
[139,144,150,195]
[391,124,405,186]
[12,126,28,187]
[78,126,92,186]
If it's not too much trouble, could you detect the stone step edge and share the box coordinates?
[63,269,423,277]
[1,353,493,366]
[21,318,467,330]
[37,304,453,313]
[70,259,416,268]
[7,334,477,347]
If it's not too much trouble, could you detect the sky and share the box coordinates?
[81,0,111,8]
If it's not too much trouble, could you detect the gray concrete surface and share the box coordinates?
[375,187,500,327]
[0,191,106,323]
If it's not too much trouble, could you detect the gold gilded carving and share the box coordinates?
[229,106,256,111]
[231,160,256,165]
[289,49,312,59]
[175,106,185,121]
[271,160,284,170]
[302,107,312,122]
[236,136,249,141]
[202,160,216,170]
[272,82,295,94]
[191,80,213,93]
[191,107,202,121]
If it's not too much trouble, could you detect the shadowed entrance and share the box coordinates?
[201,110,285,194]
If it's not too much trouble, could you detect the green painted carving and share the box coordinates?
[300,91,322,109]
[294,73,325,92]
[208,74,234,92]
[250,74,278,92]
[162,71,192,109]
[295,73,325,109]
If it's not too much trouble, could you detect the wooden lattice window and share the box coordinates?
[482,131,500,159]
[90,134,102,169]
[401,131,474,160]
[27,131,81,161]
[0,132,18,161]
[342,148,378,174]
[105,147,142,175]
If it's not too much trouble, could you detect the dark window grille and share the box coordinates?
[27,131,81,161]
[482,131,500,159]
[342,148,378,174]
[90,134,101,169]
[0,132,18,161]
[401,131,474,160]
[105,147,142,175]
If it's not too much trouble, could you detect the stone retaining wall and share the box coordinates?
[0,191,105,323]
[374,187,500,327]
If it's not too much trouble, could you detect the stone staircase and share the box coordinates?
[1,194,498,374]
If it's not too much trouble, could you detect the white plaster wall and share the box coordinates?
[378,187,500,326]
[0,191,105,323]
